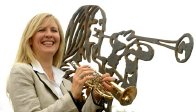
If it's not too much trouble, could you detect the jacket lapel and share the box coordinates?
[60,79,72,95]
[36,72,59,98]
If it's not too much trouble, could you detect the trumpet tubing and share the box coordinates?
[70,61,137,106]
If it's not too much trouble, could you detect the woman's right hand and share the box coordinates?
[71,65,94,100]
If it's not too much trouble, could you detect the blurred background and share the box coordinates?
[0,0,195,112]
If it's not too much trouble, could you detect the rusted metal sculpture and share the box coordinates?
[61,5,194,112]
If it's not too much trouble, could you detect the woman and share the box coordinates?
[7,13,114,112]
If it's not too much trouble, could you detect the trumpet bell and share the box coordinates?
[110,82,137,105]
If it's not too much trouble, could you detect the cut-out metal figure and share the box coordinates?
[61,5,194,111]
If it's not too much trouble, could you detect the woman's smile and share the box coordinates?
[41,40,55,47]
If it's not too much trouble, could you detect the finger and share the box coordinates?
[101,73,110,78]
[76,66,94,78]
[102,73,116,82]
[79,74,84,79]
[103,77,116,82]
[81,70,95,79]
[102,81,113,91]
[81,75,94,83]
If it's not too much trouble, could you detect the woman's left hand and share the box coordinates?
[101,73,115,92]
[91,73,115,104]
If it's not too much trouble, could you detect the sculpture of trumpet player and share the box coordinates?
[61,5,194,112]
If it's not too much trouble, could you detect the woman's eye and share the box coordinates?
[38,29,45,32]
[51,27,58,32]
[51,29,58,32]
[37,27,58,33]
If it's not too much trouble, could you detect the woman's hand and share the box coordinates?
[92,73,116,104]
[101,73,116,92]
[71,65,94,100]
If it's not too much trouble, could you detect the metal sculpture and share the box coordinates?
[60,5,194,112]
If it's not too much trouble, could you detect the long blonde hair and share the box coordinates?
[15,13,65,67]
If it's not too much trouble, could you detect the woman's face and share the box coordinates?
[30,18,60,58]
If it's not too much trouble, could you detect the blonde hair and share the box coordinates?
[15,13,65,67]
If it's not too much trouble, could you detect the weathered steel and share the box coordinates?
[61,5,194,112]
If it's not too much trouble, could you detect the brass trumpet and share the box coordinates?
[70,61,137,106]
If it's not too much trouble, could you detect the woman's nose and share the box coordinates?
[44,30,53,37]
